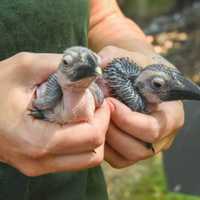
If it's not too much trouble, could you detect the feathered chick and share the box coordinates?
[31,46,200,124]
[103,58,200,113]
[31,47,104,124]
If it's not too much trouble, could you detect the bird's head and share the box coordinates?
[58,51,102,89]
[135,64,200,104]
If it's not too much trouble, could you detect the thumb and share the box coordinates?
[24,53,63,84]
[5,53,63,85]
[98,46,133,68]
[98,46,153,68]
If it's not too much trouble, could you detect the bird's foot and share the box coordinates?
[28,108,45,119]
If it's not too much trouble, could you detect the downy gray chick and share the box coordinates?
[31,47,103,124]
[103,58,200,113]
[31,46,200,124]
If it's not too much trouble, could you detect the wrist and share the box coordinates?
[89,14,154,54]
[89,0,175,69]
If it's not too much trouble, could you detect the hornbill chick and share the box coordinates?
[103,58,200,113]
[31,46,200,124]
[31,47,103,124]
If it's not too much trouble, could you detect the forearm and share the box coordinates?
[89,0,154,54]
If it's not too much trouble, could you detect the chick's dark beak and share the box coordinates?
[166,77,200,101]
[71,65,102,82]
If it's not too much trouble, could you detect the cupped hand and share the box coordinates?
[0,52,110,176]
[98,46,184,168]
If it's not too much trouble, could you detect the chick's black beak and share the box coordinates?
[71,65,102,82]
[166,77,200,101]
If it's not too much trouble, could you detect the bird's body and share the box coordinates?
[103,58,147,112]
[35,82,96,123]
[32,47,104,124]
[31,46,200,124]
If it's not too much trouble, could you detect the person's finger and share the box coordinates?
[152,133,176,154]
[151,101,184,139]
[40,101,110,155]
[150,101,184,153]
[17,145,104,176]
[98,46,153,68]
[41,145,104,174]
[104,144,134,169]
[30,53,63,83]
[6,52,62,85]
[106,122,153,161]
[107,97,162,143]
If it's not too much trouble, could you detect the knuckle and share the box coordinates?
[109,161,124,169]
[102,45,117,53]
[15,52,34,67]
[109,161,134,169]
[89,131,105,148]
[148,121,160,142]
[26,148,47,160]
[125,149,152,162]
[178,112,185,129]
[134,151,149,161]
[124,152,141,162]
[22,169,38,177]
[91,153,104,166]
[126,152,137,161]
[19,165,40,177]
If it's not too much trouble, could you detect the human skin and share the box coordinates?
[0,53,110,176]
[0,0,184,176]
[89,0,184,168]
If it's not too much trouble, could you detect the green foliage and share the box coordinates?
[121,0,175,20]
[103,156,200,200]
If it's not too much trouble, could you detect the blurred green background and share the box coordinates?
[103,156,200,200]
[103,0,200,200]
[118,0,175,26]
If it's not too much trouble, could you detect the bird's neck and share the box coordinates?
[97,59,148,112]
[95,77,111,97]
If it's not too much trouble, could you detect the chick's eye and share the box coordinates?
[63,55,73,65]
[151,77,165,89]
[63,59,68,65]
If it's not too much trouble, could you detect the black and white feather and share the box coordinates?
[33,74,62,111]
[103,58,148,113]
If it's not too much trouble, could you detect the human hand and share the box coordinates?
[0,52,110,176]
[98,46,184,168]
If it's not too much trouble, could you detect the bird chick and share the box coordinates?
[31,46,200,124]
[103,58,200,113]
[31,47,103,124]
